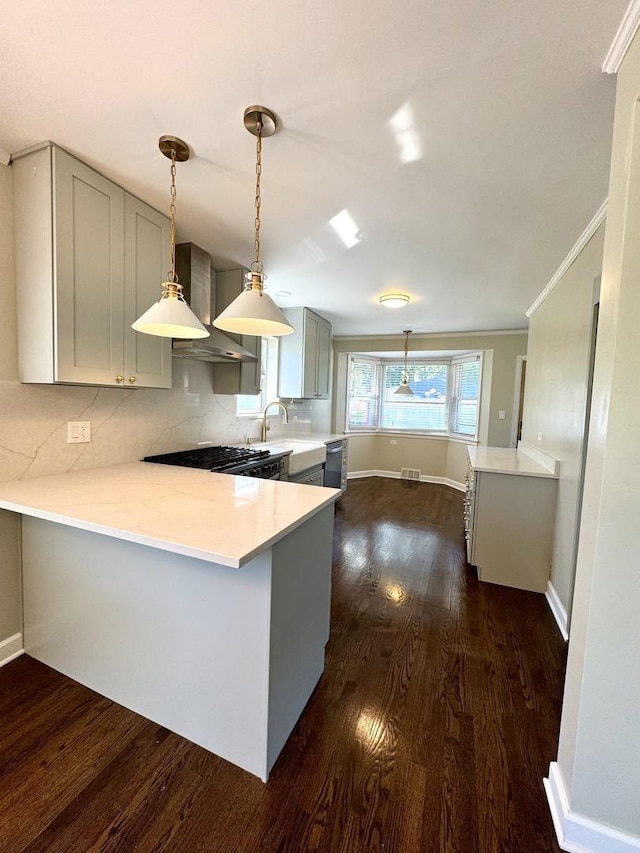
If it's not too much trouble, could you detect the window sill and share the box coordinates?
[345,429,479,444]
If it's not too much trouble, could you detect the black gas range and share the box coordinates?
[143,446,290,480]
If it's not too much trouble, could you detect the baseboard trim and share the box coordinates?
[347,470,465,491]
[545,582,569,641]
[0,633,24,668]
[544,762,640,852]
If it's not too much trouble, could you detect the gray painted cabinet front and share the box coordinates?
[211,267,262,396]
[13,143,171,388]
[278,307,331,399]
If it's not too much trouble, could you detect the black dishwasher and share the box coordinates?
[324,439,347,491]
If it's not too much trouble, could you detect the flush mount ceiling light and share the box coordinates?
[132,136,209,339]
[380,293,410,309]
[213,106,294,337]
[395,329,415,396]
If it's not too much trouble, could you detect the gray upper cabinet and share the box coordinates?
[123,194,172,388]
[211,267,262,396]
[278,307,331,399]
[13,143,171,388]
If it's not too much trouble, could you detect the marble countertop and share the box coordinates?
[302,433,348,444]
[0,463,340,568]
[467,446,559,478]
[258,432,347,447]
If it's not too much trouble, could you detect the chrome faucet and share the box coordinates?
[261,400,289,443]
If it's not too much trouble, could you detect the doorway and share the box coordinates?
[511,355,527,447]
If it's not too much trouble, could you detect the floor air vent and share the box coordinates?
[400,468,421,481]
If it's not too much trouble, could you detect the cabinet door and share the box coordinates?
[238,335,262,395]
[212,268,262,395]
[302,312,320,397]
[315,319,331,398]
[124,194,172,389]
[54,147,125,385]
[278,307,331,399]
[290,466,325,486]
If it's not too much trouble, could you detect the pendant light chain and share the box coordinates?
[403,330,411,382]
[211,105,294,336]
[132,134,209,339]
[253,119,263,274]
[169,148,178,285]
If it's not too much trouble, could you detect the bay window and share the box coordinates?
[347,352,482,438]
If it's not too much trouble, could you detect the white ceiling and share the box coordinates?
[0,1,627,336]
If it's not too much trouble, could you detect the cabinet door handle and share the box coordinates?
[115,375,124,383]
[128,376,136,384]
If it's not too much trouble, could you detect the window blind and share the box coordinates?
[348,358,380,429]
[450,356,481,436]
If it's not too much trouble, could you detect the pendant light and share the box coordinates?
[132,136,209,339]
[213,106,294,337]
[395,330,415,396]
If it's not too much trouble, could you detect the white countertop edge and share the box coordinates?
[467,446,559,479]
[0,487,341,569]
[266,432,347,446]
[0,501,236,568]
[0,462,342,569]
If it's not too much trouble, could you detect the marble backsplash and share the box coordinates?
[0,360,328,484]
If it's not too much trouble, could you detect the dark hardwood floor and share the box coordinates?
[0,478,566,852]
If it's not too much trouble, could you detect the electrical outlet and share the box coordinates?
[390,439,398,446]
[537,431,543,442]
[67,421,91,444]
[498,410,506,420]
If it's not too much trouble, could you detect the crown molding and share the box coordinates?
[526,200,607,318]
[333,329,528,341]
[603,0,640,74]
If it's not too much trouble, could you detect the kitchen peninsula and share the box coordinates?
[0,464,340,781]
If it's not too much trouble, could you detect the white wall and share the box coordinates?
[521,224,604,614]
[551,27,640,843]
[0,164,325,645]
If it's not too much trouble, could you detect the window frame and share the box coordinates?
[236,337,280,418]
[346,355,381,431]
[449,353,483,438]
[345,351,483,440]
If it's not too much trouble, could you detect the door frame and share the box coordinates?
[510,355,527,447]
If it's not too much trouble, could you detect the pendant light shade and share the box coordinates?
[212,106,294,338]
[132,136,209,340]
[131,291,209,338]
[394,330,415,396]
[213,273,296,336]
[394,380,415,396]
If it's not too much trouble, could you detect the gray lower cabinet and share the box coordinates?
[13,142,171,388]
[278,307,331,399]
[211,267,262,395]
[288,464,325,486]
[465,453,557,593]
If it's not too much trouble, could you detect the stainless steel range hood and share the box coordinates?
[172,243,258,363]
